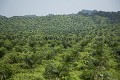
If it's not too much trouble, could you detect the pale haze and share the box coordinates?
[0,0,120,17]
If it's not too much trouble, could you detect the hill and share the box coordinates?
[0,10,120,80]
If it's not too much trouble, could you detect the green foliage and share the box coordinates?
[44,63,59,79]
[0,11,120,79]
[0,47,6,58]
[0,62,13,80]
[81,70,94,80]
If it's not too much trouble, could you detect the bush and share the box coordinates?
[0,47,6,58]
[81,70,94,80]
[44,63,59,79]
[0,62,13,80]
[23,52,39,69]
[4,52,24,64]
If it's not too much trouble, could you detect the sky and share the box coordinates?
[0,0,120,17]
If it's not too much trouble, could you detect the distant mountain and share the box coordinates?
[78,10,95,15]
[77,10,120,23]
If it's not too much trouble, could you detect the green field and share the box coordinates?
[0,10,120,80]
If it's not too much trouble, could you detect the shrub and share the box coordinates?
[0,62,13,80]
[0,47,6,58]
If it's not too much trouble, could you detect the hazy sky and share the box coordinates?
[0,0,120,17]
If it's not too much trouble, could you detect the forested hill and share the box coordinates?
[0,10,120,80]
[0,10,120,34]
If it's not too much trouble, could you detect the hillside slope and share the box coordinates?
[0,10,120,80]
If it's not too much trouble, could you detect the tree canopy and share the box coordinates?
[0,10,120,80]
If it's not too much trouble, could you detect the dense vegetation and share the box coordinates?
[0,10,120,80]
